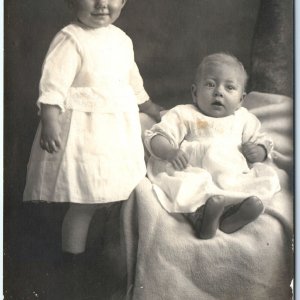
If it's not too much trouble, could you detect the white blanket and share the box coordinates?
[121,92,293,300]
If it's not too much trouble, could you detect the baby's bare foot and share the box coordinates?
[199,195,225,239]
[219,196,264,234]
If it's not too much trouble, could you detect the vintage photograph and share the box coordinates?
[4,0,294,299]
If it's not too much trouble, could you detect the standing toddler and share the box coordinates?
[23,0,161,295]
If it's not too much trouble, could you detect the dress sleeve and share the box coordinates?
[242,110,274,157]
[129,62,150,105]
[37,31,81,113]
[144,107,188,156]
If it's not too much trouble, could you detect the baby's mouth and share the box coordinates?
[212,101,224,107]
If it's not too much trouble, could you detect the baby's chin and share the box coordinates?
[196,106,232,118]
[208,112,231,118]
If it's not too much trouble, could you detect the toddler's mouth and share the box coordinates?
[91,12,109,16]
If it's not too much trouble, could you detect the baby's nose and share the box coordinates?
[214,86,224,97]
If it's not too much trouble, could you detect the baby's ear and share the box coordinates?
[121,0,128,7]
[191,84,197,103]
[240,92,246,104]
[236,92,246,109]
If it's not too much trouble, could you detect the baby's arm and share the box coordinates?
[145,106,189,169]
[241,110,272,163]
[150,134,189,170]
[139,100,163,122]
[241,142,267,163]
[40,104,61,153]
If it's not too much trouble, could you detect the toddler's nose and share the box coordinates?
[95,0,107,8]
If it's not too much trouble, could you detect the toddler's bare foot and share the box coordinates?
[219,196,264,234]
[199,195,225,239]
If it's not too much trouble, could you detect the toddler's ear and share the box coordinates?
[66,0,76,9]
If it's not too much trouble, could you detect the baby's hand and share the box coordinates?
[40,120,61,153]
[167,149,189,170]
[242,142,267,163]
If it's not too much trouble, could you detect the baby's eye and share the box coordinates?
[205,81,215,88]
[226,85,236,90]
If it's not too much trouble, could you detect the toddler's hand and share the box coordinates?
[167,149,189,170]
[242,142,267,163]
[40,120,61,153]
[138,100,164,123]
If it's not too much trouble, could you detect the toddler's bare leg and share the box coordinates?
[219,196,264,234]
[199,195,225,239]
[62,203,98,254]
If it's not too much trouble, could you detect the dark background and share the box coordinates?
[4,0,293,299]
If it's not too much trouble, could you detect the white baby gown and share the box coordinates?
[23,22,149,204]
[144,104,281,213]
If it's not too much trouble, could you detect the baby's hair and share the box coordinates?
[195,53,248,90]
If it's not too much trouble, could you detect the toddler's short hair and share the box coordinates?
[196,53,248,89]
[65,0,75,7]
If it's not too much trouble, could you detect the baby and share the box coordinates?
[144,53,280,239]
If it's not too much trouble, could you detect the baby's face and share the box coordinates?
[192,62,246,118]
[74,0,126,28]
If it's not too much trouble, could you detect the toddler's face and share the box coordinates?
[192,62,246,118]
[74,0,126,28]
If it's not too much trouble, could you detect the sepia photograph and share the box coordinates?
[4,0,294,299]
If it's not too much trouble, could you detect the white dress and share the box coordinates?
[144,105,281,213]
[23,22,149,203]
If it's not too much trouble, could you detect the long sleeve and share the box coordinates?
[144,106,188,156]
[127,36,149,105]
[129,62,149,105]
[37,31,82,113]
[242,110,273,155]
